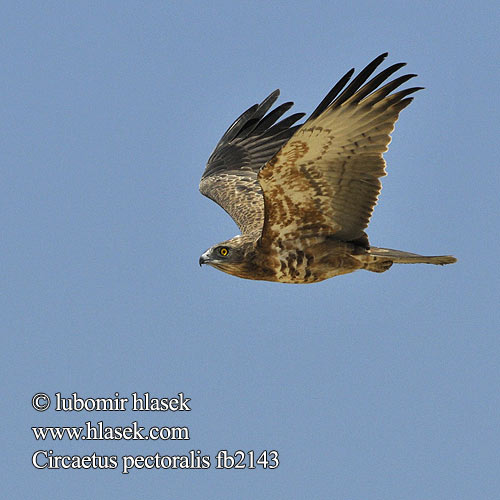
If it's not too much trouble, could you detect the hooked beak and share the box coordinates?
[199,251,210,267]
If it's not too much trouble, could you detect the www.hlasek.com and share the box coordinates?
[31,392,279,473]
[32,421,189,441]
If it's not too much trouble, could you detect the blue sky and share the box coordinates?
[3,1,499,499]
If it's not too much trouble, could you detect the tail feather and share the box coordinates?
[369,247,457,265]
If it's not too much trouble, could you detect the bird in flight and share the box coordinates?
[199,53,456,283]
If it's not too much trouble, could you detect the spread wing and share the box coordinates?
[258,53,422,248]
[199,91,305,235]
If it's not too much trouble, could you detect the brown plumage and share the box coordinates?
[199,53,457,283]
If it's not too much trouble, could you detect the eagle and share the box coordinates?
[199,53,456,283]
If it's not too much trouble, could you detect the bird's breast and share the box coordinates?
[265,237,364,283]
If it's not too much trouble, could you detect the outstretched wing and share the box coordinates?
[258,53,422,248]
[200,91,305,235]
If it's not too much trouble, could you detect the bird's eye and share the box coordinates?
[219,247,229,257]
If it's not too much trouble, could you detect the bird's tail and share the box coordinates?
[369,247,457,265]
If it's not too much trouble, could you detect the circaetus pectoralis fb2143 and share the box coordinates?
[199,53,457,284]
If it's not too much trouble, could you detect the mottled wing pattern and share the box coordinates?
[258,53,422,247]
[200,91,305,235]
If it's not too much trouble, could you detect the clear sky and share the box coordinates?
[3,1,499,499]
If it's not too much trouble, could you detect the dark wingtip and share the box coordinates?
[374,52,389,64]
[266,89,280,101]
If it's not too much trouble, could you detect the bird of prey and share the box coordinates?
[199,53,456,283]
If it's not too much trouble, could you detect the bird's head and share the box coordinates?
[199,236,256,278]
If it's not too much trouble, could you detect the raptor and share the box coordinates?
[199,53,456,283]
